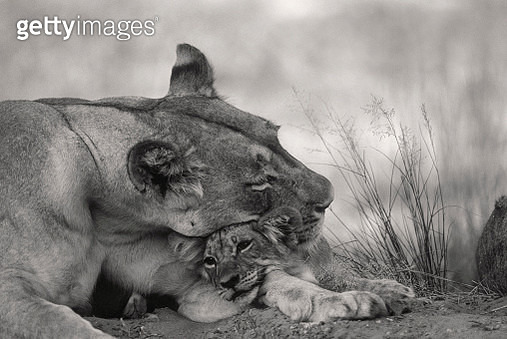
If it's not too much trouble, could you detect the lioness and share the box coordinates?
[0,44,334,338]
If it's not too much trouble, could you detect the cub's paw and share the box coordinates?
[177,285,259,323]
[356,279,415,315]
[309,290,388,322]
[123,293,148,319]
[234,286,260,310]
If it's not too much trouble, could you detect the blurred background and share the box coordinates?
[1,0,506,284]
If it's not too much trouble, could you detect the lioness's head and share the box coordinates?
[132,44,333,240]
[93,44,333,244]
[202,207,305,300]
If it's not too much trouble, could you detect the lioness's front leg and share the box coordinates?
[259,270,388,322]
[0,269,112,339]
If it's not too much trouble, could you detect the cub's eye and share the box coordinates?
[203,256,217,267]
[237,240,253,253]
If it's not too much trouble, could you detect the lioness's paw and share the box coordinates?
[369,279,415,299]
[261,285,388,322]
[123,293,148,319]
[310,290,388,322]
[357,279,415,315]
[260,286,313,321]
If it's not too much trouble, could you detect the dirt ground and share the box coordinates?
[87,296,507,338]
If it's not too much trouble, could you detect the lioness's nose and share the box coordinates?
[220,274,240,289]
[313,175,334,213]
[314,199,332,214]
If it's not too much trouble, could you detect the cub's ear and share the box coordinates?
[168,43,216,97]
[255,207,302,248]
[127,140,206,199]
[168,232,205,265]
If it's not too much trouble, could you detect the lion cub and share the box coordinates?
[121,207,413,322]
[200,207,415,322]
[202,207,315,298]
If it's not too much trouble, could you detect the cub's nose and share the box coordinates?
[220,274,240,289]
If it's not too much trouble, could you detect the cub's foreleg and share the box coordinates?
[122,278,257,322]
[103,233,254,323]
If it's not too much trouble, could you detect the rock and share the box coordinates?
[476,196,507,294]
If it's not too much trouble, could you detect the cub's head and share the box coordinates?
[126,44,333,250]
[202,207,304,300]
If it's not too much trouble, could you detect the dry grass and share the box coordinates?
[298,92,451,294]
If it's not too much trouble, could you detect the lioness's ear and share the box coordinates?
[255,207,302,248]
[127,140,205,199]
[168,44,216,97]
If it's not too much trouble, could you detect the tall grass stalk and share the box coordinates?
[299,93,450,293]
